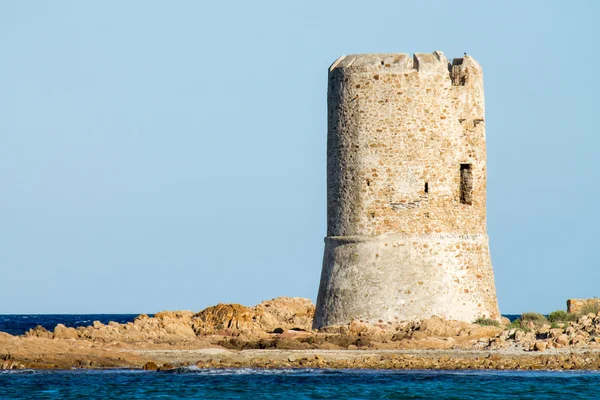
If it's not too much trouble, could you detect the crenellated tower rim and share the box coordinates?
[315,51,499,328]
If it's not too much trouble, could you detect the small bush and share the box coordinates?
[548,310,578,323]
[580,301,600,316]
[521,312,548,325]
[507,318,522,330]
[506,319,532,332]
[548,310,567,322]
[473,318,500,327]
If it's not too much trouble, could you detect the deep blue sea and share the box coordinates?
[1,368,599,399]
[0,314,146,336]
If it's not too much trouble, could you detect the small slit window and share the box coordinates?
[460,164,472,205]
[451,58,466,86]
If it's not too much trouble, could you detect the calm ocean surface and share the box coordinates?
[0,314,146,336]
[1,368,599,399]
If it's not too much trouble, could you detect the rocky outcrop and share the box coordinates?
[24,297,315,343]
[191,303,273,336]
[11,298,600,371]
[24,311,199,343]
[54,324,79,339]
[7,303,600,370]
[307,312,600,353]
[418,316,471,337]
[25,325,53,339]
[1,354,26,370]
[255,297,315,331]
[191,297,314,336]
[493,312,600,352]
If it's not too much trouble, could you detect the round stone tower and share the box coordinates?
[313,51,500,328]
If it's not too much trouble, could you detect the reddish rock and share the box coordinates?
[142,361,159,371]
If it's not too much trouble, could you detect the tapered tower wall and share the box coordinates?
[314,51,500,328]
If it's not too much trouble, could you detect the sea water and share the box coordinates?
[0,314,144,336]
[1,368,599,399]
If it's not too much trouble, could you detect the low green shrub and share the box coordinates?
[521,312,548,325]
[506,318,522,330]
[580,301,600,316]
[548,310,578,323]
[473,318,500,327]
[507,319,532,333]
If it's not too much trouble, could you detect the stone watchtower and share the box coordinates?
[314,51,500,328]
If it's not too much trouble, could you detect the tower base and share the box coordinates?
[313,233,499,329]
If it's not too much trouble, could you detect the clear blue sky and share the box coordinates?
[1,0,598,314]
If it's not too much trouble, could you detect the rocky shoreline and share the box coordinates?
[3,297,600,371]
[136,348,600,372]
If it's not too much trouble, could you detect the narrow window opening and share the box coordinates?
[424,182,429,194]
[366,178,371,187]
[460,164,473,205]
[450,58,466,86]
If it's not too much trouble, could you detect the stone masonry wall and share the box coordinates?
[567,299,600,315]
[314,51,500,328]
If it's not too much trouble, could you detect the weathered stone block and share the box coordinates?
[567,299,600,315]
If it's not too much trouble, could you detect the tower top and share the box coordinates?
[329,51,482,80]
